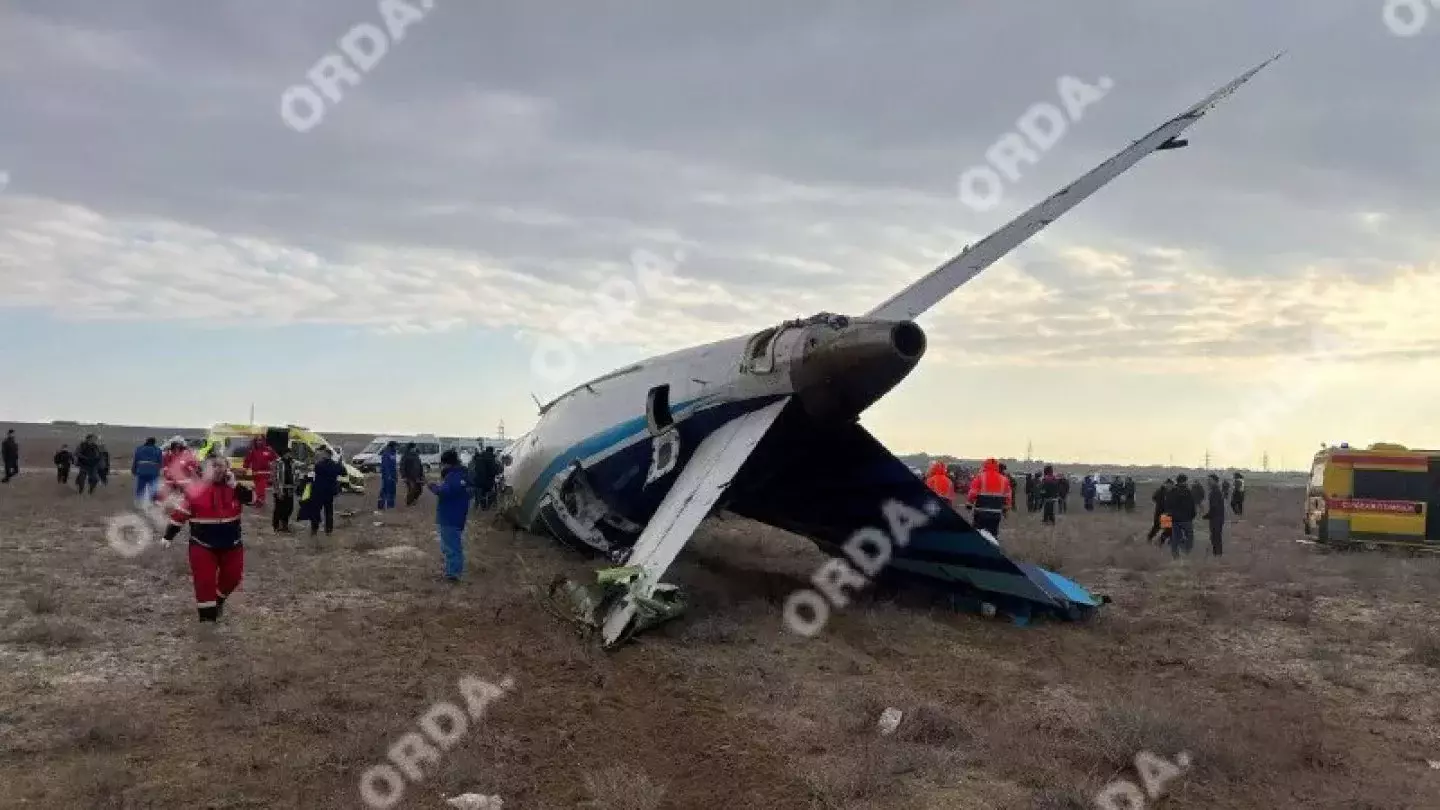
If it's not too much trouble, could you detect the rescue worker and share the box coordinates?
[54,445,73,484]
[1166,473,1198,557]
[2,429,18,482]
[429,449,471,581]
[1081,474,1096,511]
[1040,465,1060,524]
[966,458,1014,539]
[161,457,253,622]
[74,434,102,495]
[1204,473,1226,556]
[401,442,425,506]
[1147,479,1174,544]
[131,437,163,504]
[924,460,955,503]
[1230,472,1246,516]
[161,436,200,499]
[376,440,398,512]
[242,436,279,509]
[309,447,344,537]
[271,444,298,533]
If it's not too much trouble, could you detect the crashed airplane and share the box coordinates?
[499,56,1281,646]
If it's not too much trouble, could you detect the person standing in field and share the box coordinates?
[1057,474,1070,513]
[242,436,278,509]
[161,457,253,622]
[1230,472,1246,516]
[966,457,1014,539]
[1166,473,1198,558]
[131,437,163,504]
[2,430,19,482]
[271,444,299,534]
[429,449,471,581]
[74,434,102,495]
[308,447,345,537]
[1081,475,1097,511]
[1147,479,1174,544]
[401,442,425,506]
[376,440,399,512]
[54,444,73,484]
[1040,465,1060,525]
[96,436,111,486]
[924,460,955,504]
[1204,473,1227,556]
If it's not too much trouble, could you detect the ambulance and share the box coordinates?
[195,423,365,494]
[1303,442,1440,549]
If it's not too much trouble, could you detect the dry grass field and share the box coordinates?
[2,469,1439,809]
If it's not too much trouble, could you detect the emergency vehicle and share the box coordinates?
[195,423,365,493]
[1303,442,1440,550]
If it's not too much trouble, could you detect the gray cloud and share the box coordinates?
[1,0,1437,368]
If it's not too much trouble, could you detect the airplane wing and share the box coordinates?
[599,396,792,646]
[728,420,1102,622]
[865,54,1282,322]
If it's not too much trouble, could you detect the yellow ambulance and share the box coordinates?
[195,423,365,493]
[1303,442,1439,549]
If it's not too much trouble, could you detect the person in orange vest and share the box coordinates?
[966,457,1014,538]
[242,435,279,508]
[924,460,955,502]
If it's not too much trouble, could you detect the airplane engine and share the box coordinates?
[789,318,926,422]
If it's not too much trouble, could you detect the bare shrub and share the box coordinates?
[1405,631,1440,669]
[6,617,89,647]
[894,702,973,746]
[582,764,667,810]
[23,584,60,614]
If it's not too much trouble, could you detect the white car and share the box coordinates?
[1092,474,1114,503]
[351,435,444,473]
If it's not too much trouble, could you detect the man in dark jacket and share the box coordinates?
[74,434,102,495]
[401,442,425,506]
[1040,465,1060,524]
[469,446,500,512]
[1189,478,1205,509]
[1123,477,1137,512]
[1147,479,1173,544]
[2,430,18,482]
[1204,473,1227,555]
[131,437,163,503]
[1166,474,1198,557]
[271,445,299,533]
[1057,474,1070,513]
[376,441,398,511]
[96,438,111,486]
[54,445,73,484]
[1230,472,1246,516]
[430,450,471,580]
[308,448,345,537]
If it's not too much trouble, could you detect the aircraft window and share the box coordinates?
[647,384,674,432]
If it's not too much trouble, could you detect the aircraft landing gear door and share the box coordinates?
[1427,457,1440,543]
[646,384,680,485]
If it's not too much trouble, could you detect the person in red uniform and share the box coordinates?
[923,460,955,503]
[966,457,1014,539]
[160,436,200,502]
[162,457,253,622]
[242,435,279,508]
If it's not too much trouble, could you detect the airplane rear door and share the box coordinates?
[1428,456,1440,542]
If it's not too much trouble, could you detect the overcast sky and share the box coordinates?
[1,0,1436,467]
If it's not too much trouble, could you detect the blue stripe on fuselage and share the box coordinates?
[518,394,783,527]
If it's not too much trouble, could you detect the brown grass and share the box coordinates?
[2,476,1439,809]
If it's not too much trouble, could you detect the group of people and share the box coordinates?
[50,434,113,493]
[1146,471,1246,557]
[924,458,1018,537]
[368,439,502,580]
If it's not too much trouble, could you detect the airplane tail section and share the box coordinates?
[865,54,1282,323]
[728,419,1102,622]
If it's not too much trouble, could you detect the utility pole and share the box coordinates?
[249,403,255,425]
[497,419,505,441]
[1204,448,1211,470]
[1025,439,1033,463]
[1262,451,1270,472]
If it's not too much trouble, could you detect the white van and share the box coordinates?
[351,435,444,473]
